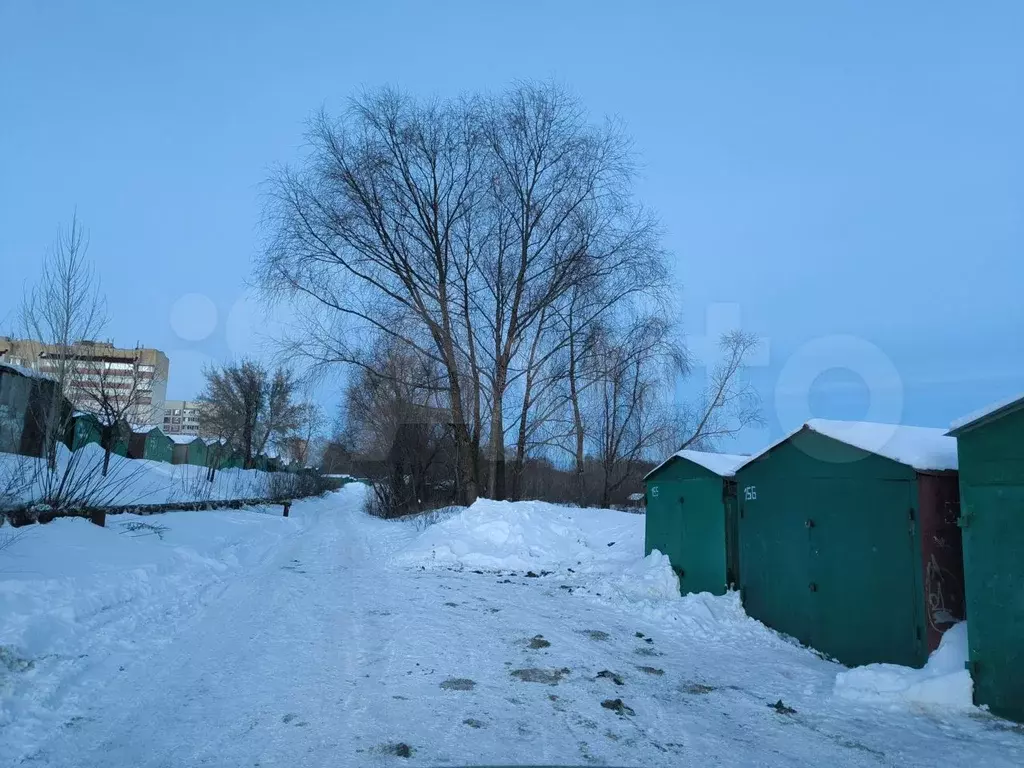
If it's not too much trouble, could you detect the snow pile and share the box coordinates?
[833,623,974,709]
[0,442,278,509]
[394,498,787,646]
[392,498,641,573]
[592,548,680,602]
[0,498,321,753]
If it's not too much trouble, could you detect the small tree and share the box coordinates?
[279,401,323,467]
[198,359,303,468]
[19,215,108,466]
[71,345,165,476]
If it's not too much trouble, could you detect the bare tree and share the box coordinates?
[199,360,303,468]
[259,83,667,505]
[341,336,457,517]
[280,401,323,467]
[476,83,662,500]
[262,368,304,458]
[261,89,486,502]
[71,344,165,475]
[590,316,683,508]
[675,330,764,450]
[19,215,108,464]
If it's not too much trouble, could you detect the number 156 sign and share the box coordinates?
[744,486,757,501]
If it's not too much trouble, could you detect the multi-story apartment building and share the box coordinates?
[0,337,169,425]
[162,399,206,436]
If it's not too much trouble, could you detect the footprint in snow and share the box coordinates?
[511,667,570,685]
[375,742,414,758]
[601,698,635,717]
[596,670,624,685]
[634,646,662,657]
[440,678,476,691]
[682,682,715,695]
[635,665,664,676]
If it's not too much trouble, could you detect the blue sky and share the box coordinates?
[2,1,1021,451]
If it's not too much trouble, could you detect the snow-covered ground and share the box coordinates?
[0,443,277,509]
[1,487,1022,766]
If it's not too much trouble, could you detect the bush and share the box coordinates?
[267,470,332,501]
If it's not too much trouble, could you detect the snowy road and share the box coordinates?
[12,486,1024,767]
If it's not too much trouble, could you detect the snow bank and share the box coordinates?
[593,548,680,602]
[393,498,789,647]
[0,498,320,752]
[0,442,277,509]
[833,623,974,709]
[391,498,641,573]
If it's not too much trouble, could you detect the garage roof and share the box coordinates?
[737,419,958,473]
[645,449,749,480]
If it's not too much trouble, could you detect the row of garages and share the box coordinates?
[68,413,290,470]
[644,393,1024,722]
[1,361,289,471]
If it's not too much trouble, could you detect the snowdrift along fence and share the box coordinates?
[1,442,335,528]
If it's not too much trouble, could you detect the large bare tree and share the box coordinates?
[260,82,666,504]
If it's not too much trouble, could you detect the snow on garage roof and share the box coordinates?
[736,419,958,473]
[168,434,202,445]
[949,391,1024,434]
[0,360,56,381]
[645,449,750,480]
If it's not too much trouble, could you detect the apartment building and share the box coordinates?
[162,399,206,436]
[0,337,169,425]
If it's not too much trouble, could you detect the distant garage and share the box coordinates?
[734,419,964,669]
[128,425,174,464]
[170,435,208,466]
[644,450,748,596]
[949,393,1024,722]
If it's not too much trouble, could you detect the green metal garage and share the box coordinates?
[644,450,748,595]
[949,393,1024,722]
[128,425,174,463]
[170,434,208,466]
[734,419,964,669]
